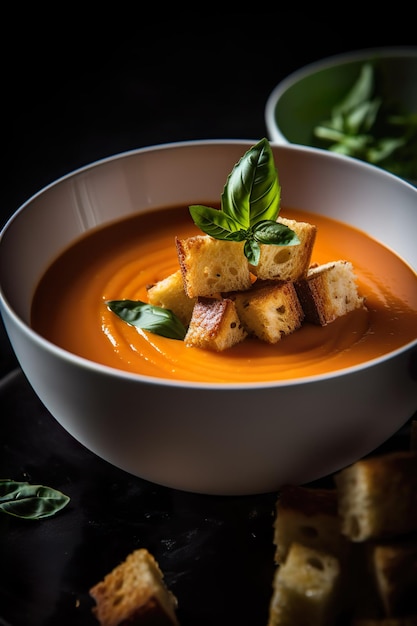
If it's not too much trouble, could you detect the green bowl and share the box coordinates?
[265,47,417,184]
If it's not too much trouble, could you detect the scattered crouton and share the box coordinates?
[334,451,417,542]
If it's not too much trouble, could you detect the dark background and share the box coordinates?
[1,13,416,626]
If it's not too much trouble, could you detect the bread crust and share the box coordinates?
[270,447,417,623]
[89,548,179,626]
[267,542,342,626]
[335,451,417,542]
[295,260,366,325]
[230,279,304,343]
[184,296,247,351]
[369,537,417,618]
[274,485,349,565]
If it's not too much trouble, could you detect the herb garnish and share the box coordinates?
[313,62,417,181]
[189,138,299,266]
[106,299,187,340]
[0,479,70,520]
[107,139,299,339]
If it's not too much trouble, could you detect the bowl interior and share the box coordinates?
[266,48,417,147]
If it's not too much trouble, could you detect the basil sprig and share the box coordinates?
[0,479,70,520]
[313,62,417,181]
[189,138,300,266]
[106,299,187,340]
[107,139,299,340]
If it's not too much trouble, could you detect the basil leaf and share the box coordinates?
[221,138,281,228]
[314,62,417,180]
[344,98,381,135]
[244,239,261,266]
[367,136,406,163]
[253,220,300,246]
[189,205,245,240]
[333,62,374,117]
[107,300,187,340]
[314,125,346,142]
[188,139,294,265]
[0,479,70,520]
[329,134,372,155]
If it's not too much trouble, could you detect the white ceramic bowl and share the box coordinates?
[265,47,417,185]
[1,140,416,495]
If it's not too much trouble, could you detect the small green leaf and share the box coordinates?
[253,220,300,246]
[189,205,244,240]
[221,138,281,227]
[333,62,375,117]
[314,125,346,142]
[244,239,261,266]
[0,479,70,520]
[107,300,187,340]
[188,139,295,265]
[313,62,417,181]
[344,98,381,135]
[367,136,407,163]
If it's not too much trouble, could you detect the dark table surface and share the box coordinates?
[1,13,416,626]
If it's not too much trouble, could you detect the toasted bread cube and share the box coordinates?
[295,260,366,325]
[147,269,196,327]
[368,538,417,618]
[176,235,252,298]
[230,280,304,343]
[251,217,316,281]
[89,548,179,626]
[334,451,417,541]
[273,485,349,565]
[267,542,342,626]
[184,297,247,351]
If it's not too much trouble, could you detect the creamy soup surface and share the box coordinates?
[31,205,417,383]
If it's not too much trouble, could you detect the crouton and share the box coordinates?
[147,270,196,327]
[267,542,342,626]
[334,451,417,541]
[176,235,252,298]
[184,297,247,351]
[89,548,179,626]
[230,280,304,343]
[273,484,349,565]
[295,260,366,325]
[251,216,316,282]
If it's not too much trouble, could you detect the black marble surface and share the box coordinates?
[1,13,416,626]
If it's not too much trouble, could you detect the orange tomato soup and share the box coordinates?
[31,206,417,383]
